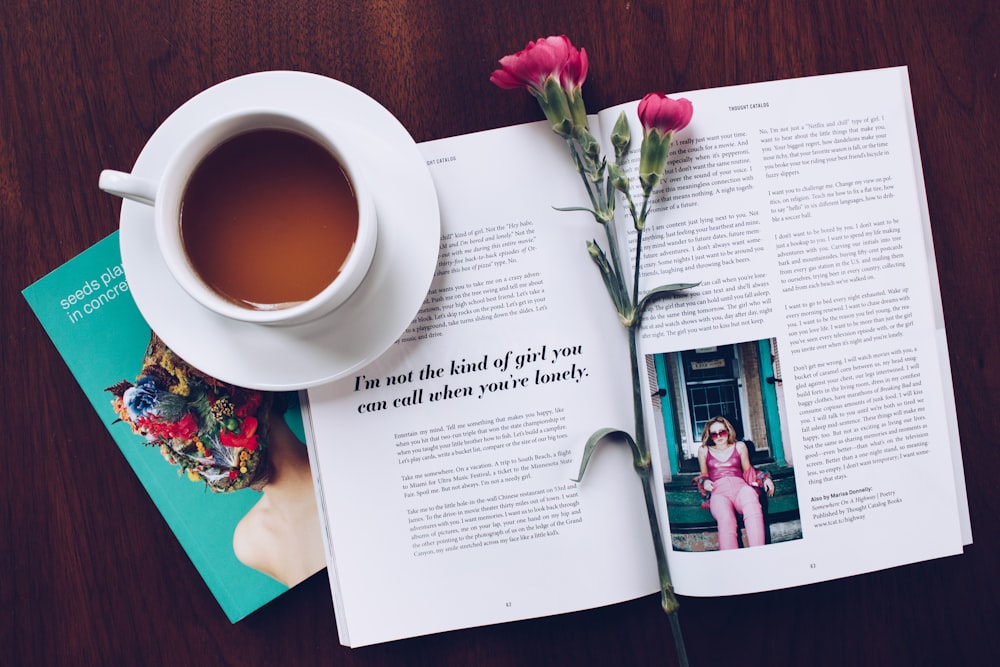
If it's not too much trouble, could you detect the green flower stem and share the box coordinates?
[632,227,645,311]
[622,189,640,226]
[628,324,687,665]
[565,136,635,320]
[511,72,690,665]
[639,462,679,616]
[566,142,596,207]
[566,138,608,219]
[568,126,685,663]
[668,611,689,667]
[630,192,657,315]
[604,220,632,317]
[638,193,652,225]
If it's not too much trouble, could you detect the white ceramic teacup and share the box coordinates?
[100,109,377,326]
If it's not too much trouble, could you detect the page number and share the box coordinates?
[809,563,817,569]
[505,601,512,608]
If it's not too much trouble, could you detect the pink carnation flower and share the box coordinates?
[637,93,694,135]
[490,35,588,95]
[636,93,694,195]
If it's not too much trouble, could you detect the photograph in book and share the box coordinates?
[646,338,802,553]
[305,66,970,646]
[22,233,325,622]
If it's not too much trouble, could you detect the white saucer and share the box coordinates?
[117,72,440,390]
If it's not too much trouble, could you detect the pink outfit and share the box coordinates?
[706,445,765,550]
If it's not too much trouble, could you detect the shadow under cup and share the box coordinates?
[160,112,376,326]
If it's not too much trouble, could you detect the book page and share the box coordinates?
[597,67,968,596]
[305,123,659,647]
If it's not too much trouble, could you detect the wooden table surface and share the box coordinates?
[3,1,997,665]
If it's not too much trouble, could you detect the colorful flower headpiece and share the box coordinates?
[107,334,272,493]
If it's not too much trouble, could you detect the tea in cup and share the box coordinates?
[100,109,377,326]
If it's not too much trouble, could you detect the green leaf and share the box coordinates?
[155,392,189,422]
[636,282,700,322]
[572,428,647,481]
[586,240,628,317]
[577,127,602,164]
[553,205,598,216]
[608,162,629,194]
[571,428,628,482]
[639,130,673,196]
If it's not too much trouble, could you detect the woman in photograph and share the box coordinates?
[108,334,325,586]
[697,416,774,550]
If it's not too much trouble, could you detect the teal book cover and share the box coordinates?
[22,233,324,622]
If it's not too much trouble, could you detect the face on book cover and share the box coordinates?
[108,333,325,587]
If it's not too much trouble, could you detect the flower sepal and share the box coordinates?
[608,162,629,195]
[572,125,602,167]
[567,89,588,132]
[537,77,574,137]
[639,129,672,195]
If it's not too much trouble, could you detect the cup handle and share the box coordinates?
[99,169,158,206]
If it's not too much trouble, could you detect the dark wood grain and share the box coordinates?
[3,1,997,665]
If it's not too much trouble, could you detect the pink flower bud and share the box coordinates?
[637,93,693,135]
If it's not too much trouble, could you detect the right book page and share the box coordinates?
[596,66,970,597]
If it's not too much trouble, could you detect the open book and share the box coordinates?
[303,66,970,646]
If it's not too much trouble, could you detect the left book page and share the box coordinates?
[305,123,659,647]
[22,233,324,622]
